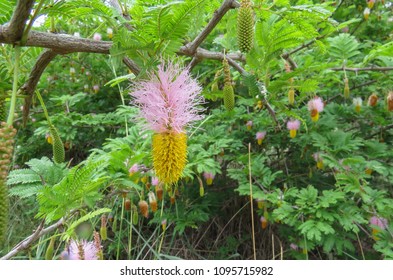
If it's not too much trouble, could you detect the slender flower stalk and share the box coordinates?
[307,97,324,122]
[287,119,300,138]
[130,61,203,184]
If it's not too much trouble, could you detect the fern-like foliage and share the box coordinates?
[7,157,66,198]
[0,0,15,24]
[255,14,304,67]
[327,33,360,62]
[36,160,107,223]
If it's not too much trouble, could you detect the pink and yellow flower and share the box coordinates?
[287,119,300,138]
[307,97,324,122]
[61,239,100,260]
[256,131,266,145]
[131,61,203,184]
[203,172,215,185]
[246,120,253,131]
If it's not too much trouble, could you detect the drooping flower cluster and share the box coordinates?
[131,61,203,184]
[307,97,324,122]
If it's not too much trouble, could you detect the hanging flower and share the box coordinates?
[256,131,267,145]
[148,192,158,213]
[387,92,393,111]
[93,85,100,94]
[246,120,253,131]
[290,243,299,250]
[128,163,139,176]
[287,119,300,138]
[368,93,378,107]
[93,33,102,41]
[313,152,323,169]
[367,0,375,9]
[70,67,76,77]
[353,97,362,113]
[203,172,215,185]
[161,219,167,231]
[364,8,370,20]
[307,97,324,122]
[61,239,100,260]
[260,216,267,229]
[107,28,113,39]
[130,61,203,184]
[45,133,53,145]
[370,216,388,240]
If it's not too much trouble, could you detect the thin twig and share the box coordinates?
[182,0,239,55]
[330,66,393,72]
[1,218,63,260]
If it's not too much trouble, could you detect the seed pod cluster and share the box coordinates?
[237,0,254,53]
[223,56,235,111]
[0,122,16,244]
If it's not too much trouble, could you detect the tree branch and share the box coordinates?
[122,57,141,75]
[224,56,280,128]
[0,219,63,260]
[330,66,393,72]
[4,0,35,43]
[20,49,58,125]
[181,0,239,55]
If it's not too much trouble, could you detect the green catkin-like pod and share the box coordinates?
[237,0,254,53]
[223,84,235,111]
[0,123,16,245]
[0,181,8,245]
[223,56,235,111]
[49,124,65,164]
[45,236,56,260]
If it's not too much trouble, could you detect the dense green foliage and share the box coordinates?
[0,0,392,260]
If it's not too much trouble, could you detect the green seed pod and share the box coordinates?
[0,181,9,245]
[222,56,235,111]
[49,124,65,164]
[199,186,204,197]
[45,236,56,260]
[223,84,235,111]
[100,226,107,241]
[237,0,254,53]
[132,206,138,226]
[0,98,6,122]
[112,217,117,232]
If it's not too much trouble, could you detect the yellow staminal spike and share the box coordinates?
[311,110,319,122]
[290,129,297,138]
[152,132,187,185]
